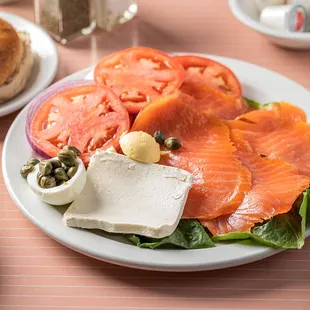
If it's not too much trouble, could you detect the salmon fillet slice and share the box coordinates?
[203,131,310,235]
[132,92,252,220]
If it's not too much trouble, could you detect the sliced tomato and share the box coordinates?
[29,84,130,166]
[94,47,184,114]
[174,55,242,98]
[129,113,138,126]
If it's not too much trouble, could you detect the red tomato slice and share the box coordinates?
[174,55,242,98]
[129,113,137,126]
[29,84,130,166]
[94,47,184,114]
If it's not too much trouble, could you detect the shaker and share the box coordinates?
[34,0,96,44]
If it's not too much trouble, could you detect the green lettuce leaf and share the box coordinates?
[243,97,271,110]
[243,97,262,109]
[127,220,214,249]
[213,190,310,249]
[306,189,310,225]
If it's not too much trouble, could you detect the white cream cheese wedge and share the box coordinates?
[63,150,194,238]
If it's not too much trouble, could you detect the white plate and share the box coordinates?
[2,54,310,272]
[0,12,58,117]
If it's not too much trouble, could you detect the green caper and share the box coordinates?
[27,158,40,166]
[58,150,77,167]
[61,163,69,171]
[153,131,166,145]
[54,167,69,181]
[39,160,53,176]
[164,137,182,150]
[37,171,43,184]
[39,175,57,188]
[67,165,78,179]
[49,158,62,169]
[63,145,82,156]
[56,179,65,186]
[20,164,34,178]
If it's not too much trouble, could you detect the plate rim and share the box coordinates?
[0,12,58,117]
[2,54,310,272]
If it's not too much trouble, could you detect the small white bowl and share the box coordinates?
[229,0,310,49]
[27,158,87,206]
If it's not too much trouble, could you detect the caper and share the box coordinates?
[39,175,57,188]
[164,137,182,150]
[39,160,53,176]
[37,172,44,184]
[67,165,78,179]
[27,158,40,166]
[153,131,166,145]
[49,158,62,169]
[61,163,69,171]
[58,150,77,166]
[63,145,82,156]
[20,164,34,178]
[56,179,65,186]
[54,167,69,181]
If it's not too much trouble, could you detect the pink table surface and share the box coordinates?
[1,0,310,309]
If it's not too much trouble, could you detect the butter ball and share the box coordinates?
[120,131,161,163]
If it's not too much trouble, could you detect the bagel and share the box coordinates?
[0,18,34,103]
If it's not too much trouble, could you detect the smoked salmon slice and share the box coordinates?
[228,102,310,177]
[236,123,310,177]
[203,131,310,235]
[180,83,249,120]
[132,92,252,220]
[228,102,306,132]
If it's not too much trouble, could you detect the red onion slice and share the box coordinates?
[26,80,93,158]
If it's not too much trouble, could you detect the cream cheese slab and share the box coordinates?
[63,150,194,238]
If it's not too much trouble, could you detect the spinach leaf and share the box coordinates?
[127,220,214,249]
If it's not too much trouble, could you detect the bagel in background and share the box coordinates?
[0,18,34,103]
